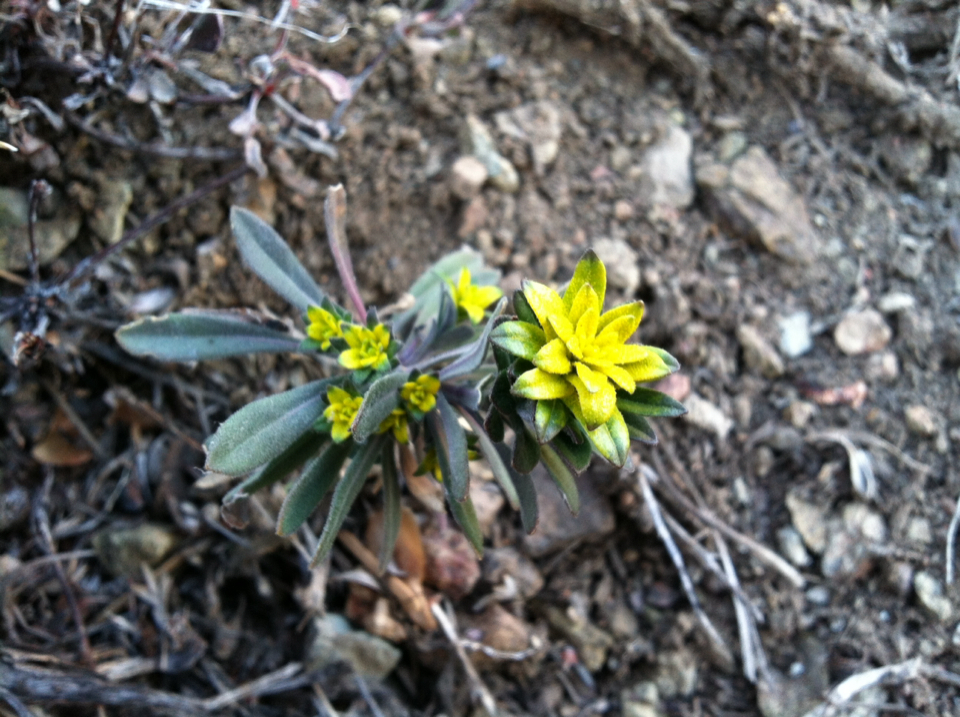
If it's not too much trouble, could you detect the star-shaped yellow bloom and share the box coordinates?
[452,268,503,324]
[378,408,409,444]
[401,375,441,414]
[339,324,391,371]
[324,386,363,442]
[306,306,343,350]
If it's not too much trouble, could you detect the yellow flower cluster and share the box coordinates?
[451,268,503,324]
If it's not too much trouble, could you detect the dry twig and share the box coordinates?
[947,492,960,585]
[431,601,498,717]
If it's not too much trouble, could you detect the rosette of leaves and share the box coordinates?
[487,250,687,513]
[116,199,515,568]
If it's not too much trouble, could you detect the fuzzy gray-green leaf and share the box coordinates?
[351,369,410,442]
[205,378,334,476]
[489,321,545,361]
[231,206,325,312]
[378,446,402,574]
[277,439,353,536]
[618,389,687,418]
[433,393,470,503]
[223,429,327,506]
[116,310,301,362]
[311,435,386,566]
[540,443,580,515]
[448,491,484,556]
[459,409,519,510]
[439,297,507,380]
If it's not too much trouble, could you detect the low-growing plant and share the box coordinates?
[116,185,686,568]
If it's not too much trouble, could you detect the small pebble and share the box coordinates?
[778,311,813,358]
[877,291,916,314]
[834,309,892,355]
[905,405,938,437]
[449,156,489,200]
[805,586,831,605]
[783,400,816,429]
[777,526,812,567]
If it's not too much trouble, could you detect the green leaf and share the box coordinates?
[447,491,484,556]
[624,412,658,444]
[485,409,505,443]
[222,430,327,506]
[646,346,680,374]
[513,289,539,327]
[277,439,353,536]
[459,409,519,510]
[618,389,687,417]
[351,369,410,443]
[116,310,301,362]
[490,321,546,361]
[431,393,470,503]
[231,207,325,313]
[563,249,606,312]
[587,412,631,466]
[534,400,568,443]
[540,444,580,515]
[550,428,592,472]
[311,436,386,566]
[378,445,402,574]
[512,426,541,474]
[439,297,507,380]
[205,378,335,476]
[507,454,539,534]
[491,371,518,416]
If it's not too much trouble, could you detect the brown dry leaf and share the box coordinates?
[366,505,427,582]
[801,380,868,409]
[363,597,407,643]
[32,409,94,467]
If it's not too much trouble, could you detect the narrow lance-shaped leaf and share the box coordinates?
[540,443,581,515]
[489,321,545,362]
[447,491,484,556]
[623,412,658,444]
[550,427,592,472]
[117,309,301,361]
[534,399,567,444]
[206,378,335,476]
[458,408,519,510]
[494,443,538,534]
[433,393,470,503]
[439,297,507,380]
[231,206,325,313]
[512,424,541,474]
[351,369,410,442]
[311,436,387,566]
[277,439,353,536]
[378,445,402,574]
[618,389,687,417]
[223,429,327,506]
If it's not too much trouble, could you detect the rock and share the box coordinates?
[610,146,632,172]
[0,485,30,532]
[842,503,887,543]
[905,405,938,437]
[879,134,931,186]
[905,517,932,545]
[805,586,830,606]
[777,526,812,568]
[90,178,133,244]
[422,520,481,600]
[697,146,820,265]
[784,401,816,429]
[92,523,178,578]
[469,478,505,536]
[306,614,402,679]
[682,393,733,440]
[737,324,785,378]
[592,237,639,295]
[613,199,634,221]
[865,351,899,382]
[716,131,748,163]
[778,311,813,358]
[523,466,615,558]
[373,4,403,27]
[891,235,931,281]
[654,649,698,699]
[785,491,828,554]
[640,126,694,209]
[462,603,536,669]
[834,310,892,355]
[621,682,662,717]
[820,504,887,579]
[482,547,544,599]
[0,186,81,272]
[542,605,614,672]
[877,291,916,314]
[449,156,489,200]
[914,571,953,622]
[494,101,562,173]
[462,115,519,193]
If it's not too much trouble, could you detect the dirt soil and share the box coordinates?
[2,0,960,716]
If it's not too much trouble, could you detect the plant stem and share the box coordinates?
[323,185,366,322]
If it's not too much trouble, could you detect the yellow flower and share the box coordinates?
[306,306,343,350]
[339,324,391,371]
[378,408,409,444]
[400,375,441,414]
[452,268,503,324]
[491,250,679,464]
[324,386,363,442]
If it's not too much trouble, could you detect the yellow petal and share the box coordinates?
[464,302,485,323]
[473,284,504,307]
[513,368,576,400]
[522,280,565,342]
[563,250,606,313]
[597,300,644,334]
[331,422,352,442]
[574,361,604,393]
[339,349,365,369]
[592,342,648,366]
[548,313,574,343]
[602,364,636,393]
[567,374,617,429]
[623,352,672,383]
[533,338,572,375]
[596,313,641,345]
[568,284,600,327]
[575,306,599,343]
